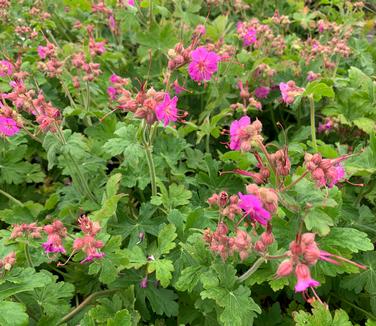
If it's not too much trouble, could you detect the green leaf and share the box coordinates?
[304,81,335,101]
[158,224,177,255]
[148,259,174,287]
[0,268,51,300]
[294,301,352,326]
[0,301,29,326]
[320,227,374,253]
[103,124,144,167]
[141,286,179,317]
[176,265,207,292]
[305,208,334,236]
[201,285,261,326]
[124,246,147,269]
[342,252,376,294]
[105,173,122,198]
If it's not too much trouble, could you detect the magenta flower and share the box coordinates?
[243,28,257,46]
[128,0,135,6]
[155,93,178,127]
[294,263,320,292]
[37,46,48,60]
[254,86,270,99]
[42,234,66,254]
[0,117,20,137]
[237,193,271,226]
[328,164,345,188]
[0,60,13,77]
[229,116,251,151]
[188,47,220,82]
[107,87,117,100]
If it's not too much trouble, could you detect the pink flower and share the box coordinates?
[128,0,135,6]
[279,81,304,104]
[0,60,13,76]
[243,28,257,46]
[0,117,19,137]
[328,164,345,188]
[195,24,206,35]
[155,93,178,127]
[254,86,270,99]
[229,116,263,151]
[229,116,251,150]
[42,220,67,254]
[42,233,66,254]
[294,263,320,292]
[73,235,105,263]
[37,46,48,59]
[237,193,271,226]
[107,87,117,100]
[188,47,220,82]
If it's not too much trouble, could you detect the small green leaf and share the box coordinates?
[304,81,334,101]
[158,224,177,255]
[148,259,174,287]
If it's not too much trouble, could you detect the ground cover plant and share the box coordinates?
[0,0,376,325]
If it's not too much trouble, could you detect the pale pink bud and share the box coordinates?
[276,259,293,277]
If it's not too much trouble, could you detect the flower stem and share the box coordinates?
[0,189,24,207]
[58,289,118,325]
[308,95,317,151]
[280,171,309,192]
[142,123,157,197]
[55,126,98,204]
[24,243,33,268]
[238,257,266,283]
[257,140,280,187]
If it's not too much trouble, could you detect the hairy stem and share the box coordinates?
[58,289,118,325]
[0,189,24,207]
[142,123,157,197]
[280,171,309,192]
[55,126,98,204]
[309,95,317,151]
[238,257,266,283]
[24,243,34,268]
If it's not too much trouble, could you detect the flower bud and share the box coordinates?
[260,231,274,246]
[276,259,293,277]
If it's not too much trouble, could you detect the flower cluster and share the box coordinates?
[276,233,366,293]
[108,75,183,127]
[304,153,345,188]
[207,191,242,220]
[42,220,67,255]
[10,223,42,239]
[203,223,252,261]
[229,116,263,151]
[73,215,105,264]
[270,149,291,176]
[0,252,16,271]
[279,81,305,105]
[237,19,285,55]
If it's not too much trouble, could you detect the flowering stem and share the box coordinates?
[58,289,118,325]
[238,257,266,283]
[24,243,33,268]
[308,95,317,152]
[280,171,309,192]
[257,141,280,187]
[0,189,24,207]
[142,123,157,197]
[55,126,98,204]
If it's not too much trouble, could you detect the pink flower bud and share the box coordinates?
[260,231,274,246]
[276,259,293,277]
